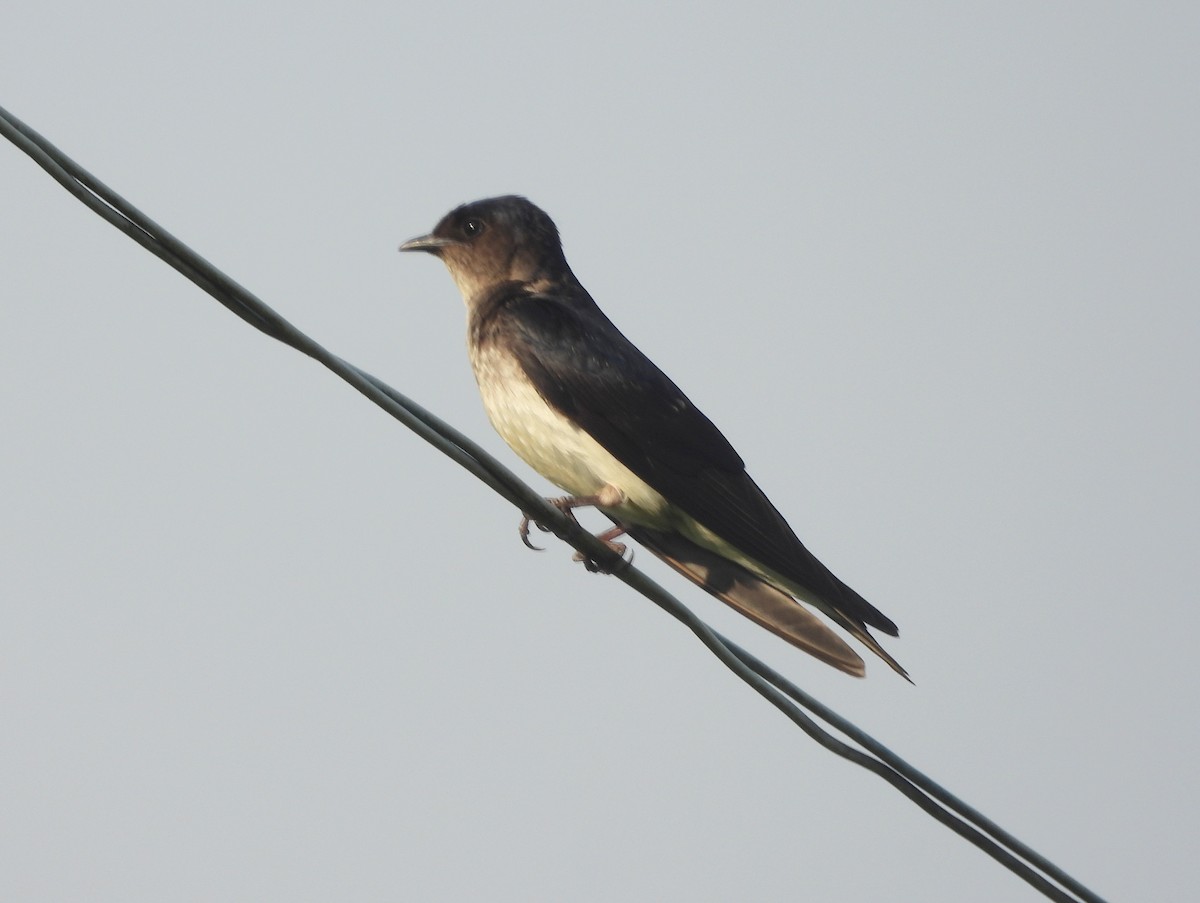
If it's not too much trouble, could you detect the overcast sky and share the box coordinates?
[2,4,1197,902]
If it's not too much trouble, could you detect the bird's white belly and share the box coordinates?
[471,346,673,527]
[470,346,813,604]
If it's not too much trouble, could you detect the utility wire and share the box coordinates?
[1,104,1109,903]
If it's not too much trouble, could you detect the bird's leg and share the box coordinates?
[517,485,628,569]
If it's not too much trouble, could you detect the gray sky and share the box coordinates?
[2,4,1196,901]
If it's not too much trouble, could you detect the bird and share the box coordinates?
[400,196,906,679]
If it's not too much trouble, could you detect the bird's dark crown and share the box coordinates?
[434,195,560,251]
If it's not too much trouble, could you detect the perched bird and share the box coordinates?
[400,196,905,679]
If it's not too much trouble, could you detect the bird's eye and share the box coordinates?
[462,219,485,238]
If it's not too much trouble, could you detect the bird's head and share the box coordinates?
[399,195,571,302]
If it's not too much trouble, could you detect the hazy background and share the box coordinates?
[3,4,1196,901]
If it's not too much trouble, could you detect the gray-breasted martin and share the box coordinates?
[400,196,905,678]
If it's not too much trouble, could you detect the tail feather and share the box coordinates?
[625,525,867,678]
[824,609,911,683]
[624,525,909,681]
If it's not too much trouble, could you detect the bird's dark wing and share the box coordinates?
[493,290,897,639]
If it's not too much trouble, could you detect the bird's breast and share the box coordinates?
[468,342,672,526]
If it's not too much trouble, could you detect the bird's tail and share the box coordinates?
[824,609,911,683]
[625,525,869,677]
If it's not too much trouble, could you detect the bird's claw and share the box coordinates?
[518,497,585,551]
[518,514,545,551]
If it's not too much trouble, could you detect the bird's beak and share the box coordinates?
[398,234,457,254]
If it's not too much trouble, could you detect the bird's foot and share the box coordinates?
[572,525,632,574]
[519,502,576,551]
[518,495,585,551]
[516,486,628,560]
